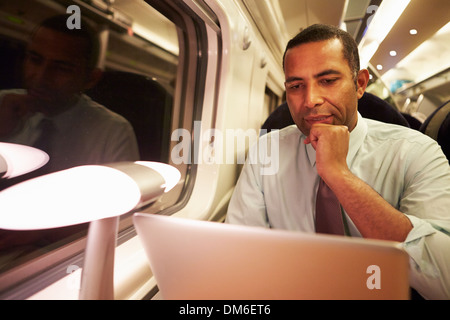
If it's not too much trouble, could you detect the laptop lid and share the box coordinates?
[133,213,410,300]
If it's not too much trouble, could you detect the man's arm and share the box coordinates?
[304,123,413,242]
[326,167,413,241]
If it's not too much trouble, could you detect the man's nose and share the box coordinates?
[30,63,53,87]
[304,84,324,108]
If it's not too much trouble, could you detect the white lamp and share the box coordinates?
[0,161,180,299]
[0,142,49,179]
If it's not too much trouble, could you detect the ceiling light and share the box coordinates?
[409,29,418,35]
[390,50,397,56]
[358,0,411,68]
[377,64,383,70]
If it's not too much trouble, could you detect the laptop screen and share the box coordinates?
[133,213,410,300]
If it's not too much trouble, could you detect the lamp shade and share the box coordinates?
[135,161,181,192]
[0,142,49,179]
[0,161,180,230]
[0,154,6,178]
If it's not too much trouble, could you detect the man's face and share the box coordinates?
[23,27,92,113]
[284,38,367,136]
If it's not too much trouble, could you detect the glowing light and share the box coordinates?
[0,160,181,300]
[0,165,142,230]
[0,161,181,231]
[135,161,180,192]
[359,0,411,68]
[382,22,450,86]
[409,29,418,35]
[390,50,397,56]
[0,142,48,179]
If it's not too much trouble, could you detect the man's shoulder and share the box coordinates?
[78,94,131,125]
[365,119,437,153]
[365,118,432,144]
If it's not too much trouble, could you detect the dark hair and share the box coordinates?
[283,24,360,78]
[33,14,100,70]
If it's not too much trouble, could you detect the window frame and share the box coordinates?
[0,0,216,299]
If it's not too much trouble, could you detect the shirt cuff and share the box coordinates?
[402,214,439,277]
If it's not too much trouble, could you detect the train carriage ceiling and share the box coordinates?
[52,0,450,98]
[277,0,379,42]
[1,0,448,99]
[276,0,450,98]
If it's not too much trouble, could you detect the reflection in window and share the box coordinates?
[0,0,179,275]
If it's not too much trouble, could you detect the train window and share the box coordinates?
[0,0,208,296]
[263,87,281,124]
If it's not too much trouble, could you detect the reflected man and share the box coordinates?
[0,14,139,267]
[0,14,139,177]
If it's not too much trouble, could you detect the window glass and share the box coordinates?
[263,87,281,124]
[0,0,182,276]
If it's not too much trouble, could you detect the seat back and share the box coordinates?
[420,100,450,161]
[86,71,173,162]
[401,113,423,130]
[358,92,410,127]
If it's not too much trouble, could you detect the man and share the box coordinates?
[0,14,139,177]
[226,24,450,299]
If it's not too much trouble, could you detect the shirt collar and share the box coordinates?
[306,112,368,168]
[52,95,83,127]
[38,94,85,132]
[347,112,368,164]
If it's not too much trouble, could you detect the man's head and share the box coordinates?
[283,24,360,80]
[23,14,102,115]
[283,24,369,136]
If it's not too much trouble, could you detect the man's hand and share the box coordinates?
[304,124,350,183]
[0,94,33,138]
[304,123,412,242]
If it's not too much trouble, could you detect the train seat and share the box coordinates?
[261,92,410,134]
[401,113,423,130]
[86,70,173,162]
[420,100,450,161]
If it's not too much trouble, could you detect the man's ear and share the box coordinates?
[356,69,370,99]
[83,68,103,90]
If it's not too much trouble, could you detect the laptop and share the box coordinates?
[133,213,410,300]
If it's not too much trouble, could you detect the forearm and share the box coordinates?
[325,169,413,242]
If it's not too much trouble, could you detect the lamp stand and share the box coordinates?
[79,216,119,300]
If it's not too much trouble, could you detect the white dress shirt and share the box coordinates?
[226,113,450,299]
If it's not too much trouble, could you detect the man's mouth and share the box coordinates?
[305,115,333,125]
[28,88,55,102]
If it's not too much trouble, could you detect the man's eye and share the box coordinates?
[54,64,77,73]
[287,83,304,90]
[321,78,338,85]
[26,53,42,64]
